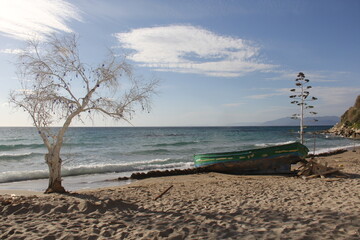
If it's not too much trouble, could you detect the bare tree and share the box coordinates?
[10,34,158,193]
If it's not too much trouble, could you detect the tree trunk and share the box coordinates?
[44,153,66,193]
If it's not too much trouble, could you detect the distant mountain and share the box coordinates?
[261,116,340,126]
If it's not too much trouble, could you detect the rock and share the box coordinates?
[125,166,211,180]
[327,95,360,139]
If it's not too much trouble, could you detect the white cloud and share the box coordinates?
[1,102,9,107]
[0,48,24,54]
[247,93,281,100]
[266,70,348,83]
[223,102,244,107]
[114,25,276,77]
[247,88,289,99]
[312,87,360,106]
[0,0,82,40]
[246,86,360,105]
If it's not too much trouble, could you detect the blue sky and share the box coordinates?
[0,0,359,126]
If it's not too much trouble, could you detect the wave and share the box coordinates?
[144,133,186,137]
[0,158,193,183]
[130,149,171,155]
[0,138,26,143]
[144,141,198,147]
[0,143,45,151]
[314,143,360,155]
[0,152,43,160]
[0,170,49,183]
[255,141,295,148]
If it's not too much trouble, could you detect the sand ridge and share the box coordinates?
[1,148,359,239]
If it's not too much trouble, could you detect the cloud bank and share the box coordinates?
[115,25,276,77]
[0,0,82,40]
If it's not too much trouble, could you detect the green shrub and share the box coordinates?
[352,122,360,129]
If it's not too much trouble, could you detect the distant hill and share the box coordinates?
[261,116,340,126]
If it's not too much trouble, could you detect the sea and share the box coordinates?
[0,126,358,192]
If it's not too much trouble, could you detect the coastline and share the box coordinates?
[1,147,359,239]
[1,141,359,193]
[1,126,358,190]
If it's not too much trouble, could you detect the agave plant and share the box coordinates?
[290,72,318,144]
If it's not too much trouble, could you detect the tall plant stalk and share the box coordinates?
[290,72,318,144]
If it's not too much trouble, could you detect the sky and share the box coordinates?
[0,0,359,127]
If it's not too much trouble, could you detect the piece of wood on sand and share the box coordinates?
[305,169,340,179]
[154,185,174,200]
[297,159,343,179]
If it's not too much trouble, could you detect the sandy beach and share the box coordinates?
[1,148,359,239]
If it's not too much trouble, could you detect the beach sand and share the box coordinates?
[1,148,359,239]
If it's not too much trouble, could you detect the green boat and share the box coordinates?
[194,142,309,174]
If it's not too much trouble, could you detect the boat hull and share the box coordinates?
[194,142,309,174]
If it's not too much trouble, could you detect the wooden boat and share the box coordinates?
[194,142,309,174]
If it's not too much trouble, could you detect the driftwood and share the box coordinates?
[154,185,173,200]
[321,178,344,182]
[304,169,340,179]
[297,159,343,179]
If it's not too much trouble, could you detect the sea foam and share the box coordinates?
[0,158,193,183]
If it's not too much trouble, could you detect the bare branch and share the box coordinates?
[10,32,158,146]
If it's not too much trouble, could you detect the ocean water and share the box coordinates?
[0,126,358,192]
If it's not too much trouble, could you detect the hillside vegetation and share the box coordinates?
[339,95,360,129]
[329,95,360,138]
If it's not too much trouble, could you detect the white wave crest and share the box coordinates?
[0,170,49,183]
[313,143,360,155]
[255,141,295,147]
[0,158,192,183]
[0,152,35,157]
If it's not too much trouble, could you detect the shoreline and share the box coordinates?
[1,147,359,239]
[1,143,359,192]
